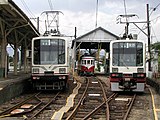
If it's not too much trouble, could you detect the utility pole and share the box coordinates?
[74,27,77,39]
[147,4,151,71]
[37,17,39,32]
[30,17,40,32]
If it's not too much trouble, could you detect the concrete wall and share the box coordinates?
[0,78,31,105]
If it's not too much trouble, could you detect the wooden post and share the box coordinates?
[14,30,18,75]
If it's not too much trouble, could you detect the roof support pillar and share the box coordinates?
[24,37,27,73]
[0,20,8,78]
[13,30,18,75]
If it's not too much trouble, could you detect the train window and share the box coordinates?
[34,40,40,64]
[112,42,143,66]
[87,60,90,64]
[82,60,86,65]
[58,39,65,64]
[33,39,65,65]
[137,42,143,48]
[113,43,118,48]
[50,40,58,45]
[91,60,94,65]
[128,43,136,48]
[114,42,138,48]
[41,39,50,45]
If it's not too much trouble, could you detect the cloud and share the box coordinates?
[59,10,96,36]
[12,0,160,42]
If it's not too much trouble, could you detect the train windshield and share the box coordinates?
[112,42,143,66]
[33,38,65,65]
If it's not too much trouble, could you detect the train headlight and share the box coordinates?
[32,68,39,73]
[137,68,144,73]
[59,68,66,73]
[59,76,66,79]
[112,68,118,73]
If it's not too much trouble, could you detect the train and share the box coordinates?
[109,38,146,92]
[31,34,69,90]
[78,56,95,76]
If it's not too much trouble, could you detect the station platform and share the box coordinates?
[0,72,31,89]
[0,72,31,104]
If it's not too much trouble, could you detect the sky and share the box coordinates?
[12,0,160,44]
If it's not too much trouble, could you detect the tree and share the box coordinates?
[151,42,160,50]
[151,42,160,72]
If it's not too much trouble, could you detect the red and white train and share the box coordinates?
[109,38,146,92]
[79,56,95,76]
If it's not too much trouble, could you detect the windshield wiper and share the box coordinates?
[49,59,58,69]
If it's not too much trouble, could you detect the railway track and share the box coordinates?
[0,91,70,120]
[63,76,140,120]
[0,76,154,120]
[63,76,116,120]
[0,92,42,118]
[109,93,136,120]
[24,92,60,120]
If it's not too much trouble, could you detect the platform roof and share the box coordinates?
[71,27,119,51]
[0,0,39,47]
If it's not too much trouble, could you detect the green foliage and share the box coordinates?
[151,42,160,50]
[97,63,100,72]
[151,42,160,70]
[158,57,160,63]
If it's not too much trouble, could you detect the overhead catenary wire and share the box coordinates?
[151,25,159,43]
[46,0,65,34]
[138,2,160,36]
[149,3,160,16]
[48,0,54,10]
[20,0,44,33]
[20,0,36,22]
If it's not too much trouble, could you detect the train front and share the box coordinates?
[109,40,146,92]
[31,36,69,90]
[80,56,95,76]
